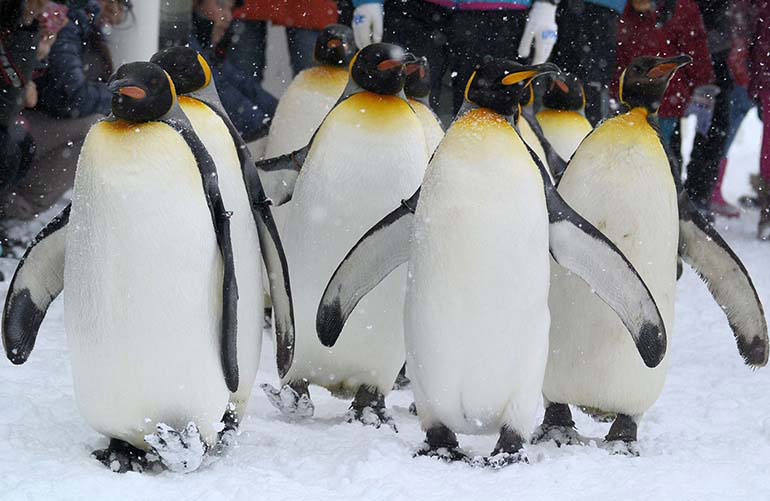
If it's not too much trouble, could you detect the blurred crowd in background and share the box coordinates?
[0,0,769,257]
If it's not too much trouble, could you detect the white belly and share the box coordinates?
[64,121,230,449]
[182,99,263,417]
[406,109,550,437]
[265,66,348,158]
[543,114,679,416]
[281,92,427,396]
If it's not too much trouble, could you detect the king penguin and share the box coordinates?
[255,43,428,428]
[538,55,768,453]
[264,24,356,159]
[314,59,667,467]
[404,56,444,156]
[535,72,593,179]
[2,62,242,473]
[149,46,296,428]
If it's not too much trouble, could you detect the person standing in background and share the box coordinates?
[191,0,278,140]
[750,0,770,239]
[352,0,559,115]
[550,0,624,125]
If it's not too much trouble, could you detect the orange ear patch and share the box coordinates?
[118,86,146,99]
[377,59,402,71]
[647,63,678,79]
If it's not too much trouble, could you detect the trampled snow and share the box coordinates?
[0,114,768,500]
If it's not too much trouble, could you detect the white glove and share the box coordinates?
[517,1,558,64]
[352,3,384,49]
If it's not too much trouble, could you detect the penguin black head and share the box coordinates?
[150,46,212,95]
[542,72,586,112]
[314,24,356,67]
[465,59,558,117]
[619,55,692,114]
[108,62,176,122]
[404,56,430,100]
[350,43,418,95]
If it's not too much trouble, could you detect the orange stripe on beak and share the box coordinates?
[118,86,146,99]
[327,39,342,48]
[377,59,402,71]
[647,63,678,79]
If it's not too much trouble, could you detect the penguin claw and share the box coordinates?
[144,422,208,473]
[481,451,529,469]
[260,383,315,419]
[344,405,398,432]
[413,443,468,463]
[599,439,641,457]
[531,425,587,447]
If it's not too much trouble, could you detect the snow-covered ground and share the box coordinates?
[0,114,768,500]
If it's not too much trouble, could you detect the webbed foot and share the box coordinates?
[92,438,148,473]
[346,385,396,432]
[144,422,208,473]
[261,381,314,419]
[601,413,640,456]
[413,424,467,463]
[532,402,584,446]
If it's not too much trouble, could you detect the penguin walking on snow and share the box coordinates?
[315,59,667,467]
[264,24,356,159]
[149,46,295,428]
[255,43,427,429]
[535,72,593,180]
[403,57,444,156]
[538,55,768,454]
[2,62,243,473]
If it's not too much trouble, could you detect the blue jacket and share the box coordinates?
[354,0,626,13]
[35,1,113,118]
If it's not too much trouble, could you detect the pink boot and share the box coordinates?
[710,158,741,218]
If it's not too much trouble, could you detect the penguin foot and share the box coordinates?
[261,382,314,419]
[144,422,208,473]
[344,405,397,432]
[347,385,396,432]
[479,450,529,469]
[408,401,418,416]
[92,438,149,473]
[599,439,641,457]
[531,425,587,446]
[600,413,640,456]
[392,364,410,390]
[413,442,469,463]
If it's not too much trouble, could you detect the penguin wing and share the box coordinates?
[164,117,240,393]
[3,204,69,364]
[316,189,420,347]
[525,113,567,181]
[254,143,311,206]
[524,139,667,368]
[206,100,296,379]
[678,193,768,367]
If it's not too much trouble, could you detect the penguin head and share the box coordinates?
[150,46,212,95]
[619,55,692,114]
[350,43,417,95]
[404,56,430,100]
[465,59,558,117]
[314,24,356,67]
[108,62,176,122]
[542,72,586,112]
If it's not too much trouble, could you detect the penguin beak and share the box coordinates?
[647,55,692,79]
[108,78,146,99]
[405,56,427,78]
[501,62,559,86]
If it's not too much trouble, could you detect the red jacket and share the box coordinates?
[612,0,715,118]
[233,0,338,30]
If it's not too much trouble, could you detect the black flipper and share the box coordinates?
[164,118,239,392]
[678,192,769,367]
[525,140,667,368]
[205,104,296,378]
[316,189,420,347]
[522,112,567,181]
[2,205,69,364]
[254,143,311,206]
